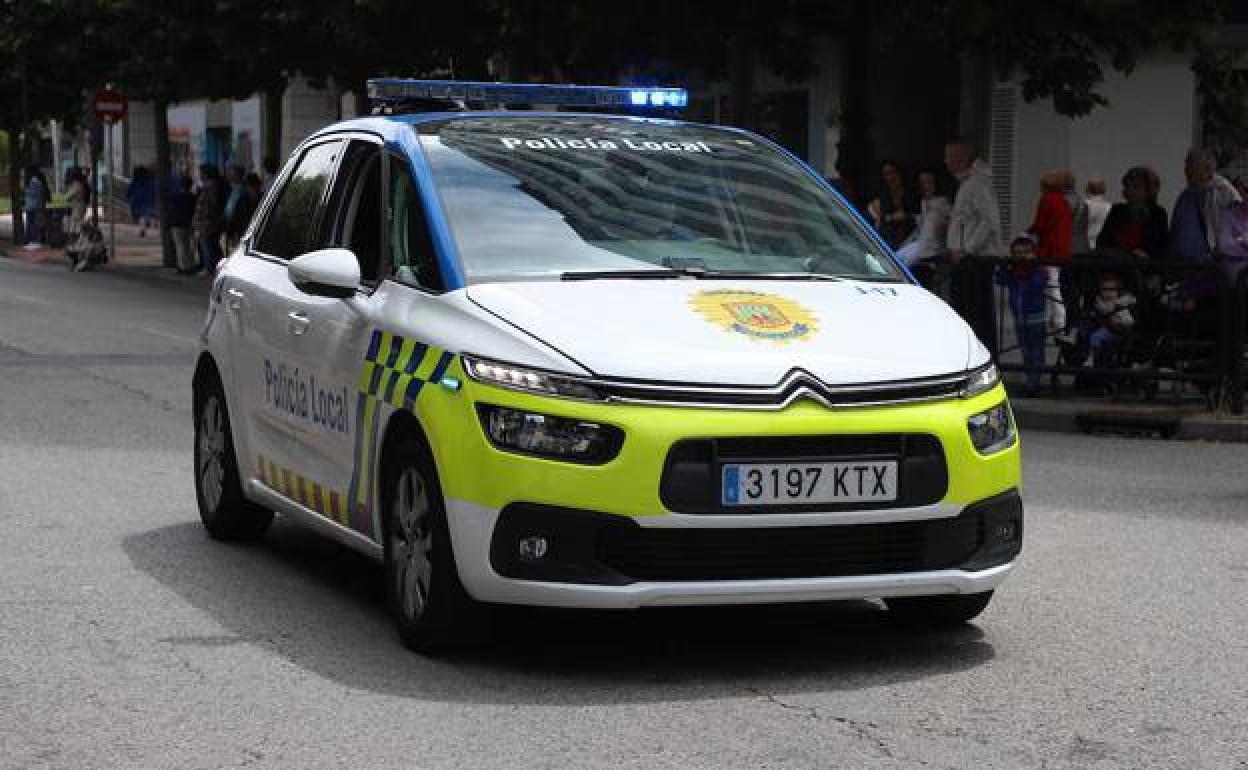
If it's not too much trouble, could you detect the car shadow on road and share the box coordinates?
[123,519,997,706]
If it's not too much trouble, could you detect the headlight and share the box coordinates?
[967,401,1015,454]
[962,363,1000,398]
[463,356,604,401]
[477,404,624,464]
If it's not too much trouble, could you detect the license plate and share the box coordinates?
[721,461,898,506]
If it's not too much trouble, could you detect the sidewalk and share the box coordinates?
[0,213,166,268]
[4,215,1246,442]
[1008,390,1248,442]
[0,214,214,293]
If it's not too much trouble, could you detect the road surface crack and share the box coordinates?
[745,687,895,758]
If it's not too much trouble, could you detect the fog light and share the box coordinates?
[518,536,548,561]
[967,401,1016,454]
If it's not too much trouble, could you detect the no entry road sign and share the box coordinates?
[93,89,128,124]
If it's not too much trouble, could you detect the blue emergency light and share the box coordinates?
[366,79,688,111]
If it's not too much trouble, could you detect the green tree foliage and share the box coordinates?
[488,0,1222,117]
[0,0,1236,244]
[299,0,500,94]
[1194,48,1248,164]
[908,0,1223,116]
[0,0,101,239]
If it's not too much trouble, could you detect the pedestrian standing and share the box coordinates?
[1029,170,1073,338]
[170,175,198,274]
[1169,147,1241,262]
[1063,171,1090,256]
[22,166,49,249]
[867,160,917,249]
[193,164,226,276]
[1085,176,1112,244]
[944,137,1003,353]
[223,165,247,253]
[241,173,262,226]
[1095,166,1168,260]
[63,167,89,245]
[995,234,1048,395]
[126,166,157,237]
[1214,176,1248,287]
[261,156,280,195]
[895,168,952,293]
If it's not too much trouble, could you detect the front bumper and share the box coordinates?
[446,491,1022,609]
[419,369,1023,608]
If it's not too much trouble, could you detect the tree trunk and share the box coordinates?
[836,2,873,208]
[263,83,284,165]
[153,99,176,267]
[957,51,993,157]
[6,121,25,245]
[90,142,99,224]
[729,42,757,133]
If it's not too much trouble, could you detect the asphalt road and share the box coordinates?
[1,257,1245,770]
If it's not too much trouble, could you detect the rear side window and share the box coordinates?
[255,140,342,259]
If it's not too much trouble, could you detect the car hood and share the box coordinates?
[466,280,981,386]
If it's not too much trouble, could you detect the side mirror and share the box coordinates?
[288,248,360,298]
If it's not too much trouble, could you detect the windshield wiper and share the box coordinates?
[561,268,856,282]
[561,268,691,281]
[700,271,843,281]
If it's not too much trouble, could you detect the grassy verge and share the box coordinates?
[0,195,69,215]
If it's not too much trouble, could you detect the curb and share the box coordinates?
[1012,399,1248,443]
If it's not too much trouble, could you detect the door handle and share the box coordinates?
[287,311,311,335]
[225,287,244,311]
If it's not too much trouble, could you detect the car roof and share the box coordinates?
[310,111,725,143]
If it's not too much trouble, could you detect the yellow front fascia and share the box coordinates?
[415,360,1020,519]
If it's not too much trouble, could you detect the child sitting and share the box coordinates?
[995,234,1049,395]
[1088,272,1136,362]
[67,219,108,272]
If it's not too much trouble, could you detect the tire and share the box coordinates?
[194,374,273,540]
[884,591,994,627]
[383,437,491,654]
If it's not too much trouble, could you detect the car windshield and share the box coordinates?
[417,116,905,284]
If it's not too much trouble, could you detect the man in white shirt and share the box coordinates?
[1085,176,1112,244]
[945,137,1002,353]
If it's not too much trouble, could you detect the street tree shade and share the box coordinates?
[0,1,97,243]
[89,0,499,264]
[487,0,1228,197]
[1,0,1234,250]
[92,0,314,267]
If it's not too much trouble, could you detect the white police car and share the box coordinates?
[193,80,1021,652]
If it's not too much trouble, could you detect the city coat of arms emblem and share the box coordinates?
[689,289,819,343]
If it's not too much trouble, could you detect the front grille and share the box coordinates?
[596,512,981,582]
[596,369,969,409]
[661,433,948,514]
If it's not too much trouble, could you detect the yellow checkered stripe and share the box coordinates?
[357,330,452,412]
[257,454,349,525]
[347,329,456,538]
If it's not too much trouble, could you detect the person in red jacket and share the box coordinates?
[1030,170,1073,336]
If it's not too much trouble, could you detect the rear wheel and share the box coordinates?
[383,437,490,653]
[194,375,273,540]
[884,591,994,627]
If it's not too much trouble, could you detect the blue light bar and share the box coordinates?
[366,79,688,110]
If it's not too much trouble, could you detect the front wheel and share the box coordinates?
[384,438,490,653]
[884,591,994,627]
[194,375,273,540]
